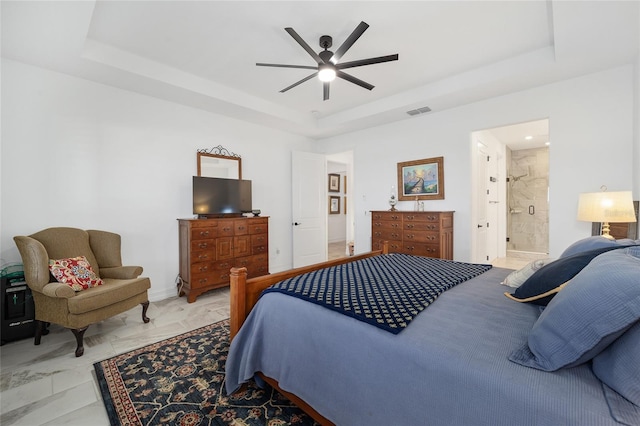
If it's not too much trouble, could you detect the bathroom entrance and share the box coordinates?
[486,119,550,259]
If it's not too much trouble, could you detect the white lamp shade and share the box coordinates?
[577,191,636,223]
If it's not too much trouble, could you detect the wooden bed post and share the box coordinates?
[229,267,247,341]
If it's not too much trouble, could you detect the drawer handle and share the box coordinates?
[238,226,246,231]
[220,273,229,280]
[223,227,231,232]
[197,254,209,260]
[220,262,230,268]
[199,230,210,237]
[407,234,414,239]
[255,227,262,232]
[198,278,208,284]
[198,243,208,249]
[407,224,414,229]
[198,266,208,272]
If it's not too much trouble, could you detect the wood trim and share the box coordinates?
[258,373,334,426]
[228,242,390,424]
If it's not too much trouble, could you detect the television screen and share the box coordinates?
[193,176,252,217]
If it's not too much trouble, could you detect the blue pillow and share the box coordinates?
[509,248,640,371]
[505,245,629,305]
[592,320,640,407]
[559,236,619,258]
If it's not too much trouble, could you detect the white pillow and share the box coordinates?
[500,258,555,288]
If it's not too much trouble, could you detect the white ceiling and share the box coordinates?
[2,1,638,139]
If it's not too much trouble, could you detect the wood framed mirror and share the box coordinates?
[197,148,242,179]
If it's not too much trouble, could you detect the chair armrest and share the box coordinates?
[99,266,143,279]
[41,282,75,298]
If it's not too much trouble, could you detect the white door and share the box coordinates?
[476,143,489,263]
[486,151,499,262]
[292,151,327,267]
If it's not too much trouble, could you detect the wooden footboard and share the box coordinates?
[228,242,388,426]
[229,241,388,341]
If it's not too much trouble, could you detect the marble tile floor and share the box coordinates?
[0,287,230,426]
[0,253,527,426]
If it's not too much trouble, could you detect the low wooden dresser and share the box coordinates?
[178,217,269,302]
[371,211,454,260]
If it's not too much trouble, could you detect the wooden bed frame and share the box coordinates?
[228,242,389,425]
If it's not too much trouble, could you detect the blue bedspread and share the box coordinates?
[263,254,492,333]
[226,266,627,425]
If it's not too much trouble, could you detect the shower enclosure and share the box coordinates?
[506,147,549,256]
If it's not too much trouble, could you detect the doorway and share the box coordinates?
[326,151,354,261]
[486,119,550,261]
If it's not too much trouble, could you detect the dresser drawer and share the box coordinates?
[211,258,234,271]
[190,239,216,253]
[403,231,439,243]
[373,238,402,252]
[372,211,402,221]
[251,233,268,246]
[217,219,235,237]
[190,226,217,240]
[190,248,216,263]
[234,220,249,235]
[189,272,220,289]
[248,219,269,234]
[404,221,440,232]
[372,229,402,241]
[402,242,441,257]
[372,220,402,231]
[403,213,442,223]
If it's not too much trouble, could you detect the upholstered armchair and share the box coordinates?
[13,227,151,357]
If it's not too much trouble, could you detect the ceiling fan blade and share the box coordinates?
[336,70,374,91]
[285,27,325,64]
[336,54,399,70]
[330,21,369,64]
[323,82,330,101]
[256,63,318,70]
[280,72,318,93]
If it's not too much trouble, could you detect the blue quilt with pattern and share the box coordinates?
[263,254,492,333]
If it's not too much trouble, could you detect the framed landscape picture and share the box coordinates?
[397,156,444,201]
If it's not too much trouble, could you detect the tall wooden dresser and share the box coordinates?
[371,211,454,260]
[178,217,269,303]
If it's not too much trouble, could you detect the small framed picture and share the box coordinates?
[328,173,340,192]
[329,196,340,214]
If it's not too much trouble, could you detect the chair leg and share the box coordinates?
[71,327,88,357]
[34,320,46,345]
[141,301,150,323]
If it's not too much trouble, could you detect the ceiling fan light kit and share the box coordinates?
[257,21,398,101]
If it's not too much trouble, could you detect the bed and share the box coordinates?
[225,239,640,426]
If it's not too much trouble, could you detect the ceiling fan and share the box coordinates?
[257,21,399,101]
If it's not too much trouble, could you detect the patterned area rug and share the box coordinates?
[94,319,317,425]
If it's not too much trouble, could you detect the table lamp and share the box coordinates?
[577,189,636,239]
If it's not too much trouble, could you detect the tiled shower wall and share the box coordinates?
[507,147,549,254]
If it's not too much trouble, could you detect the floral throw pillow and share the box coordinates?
[49,256,104,291]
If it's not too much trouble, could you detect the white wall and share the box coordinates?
[318,65,636,260]
[0,59,314,301]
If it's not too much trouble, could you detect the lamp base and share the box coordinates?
[601,222,615,240]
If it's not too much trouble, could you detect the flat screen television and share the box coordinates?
[193,176,252,217]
